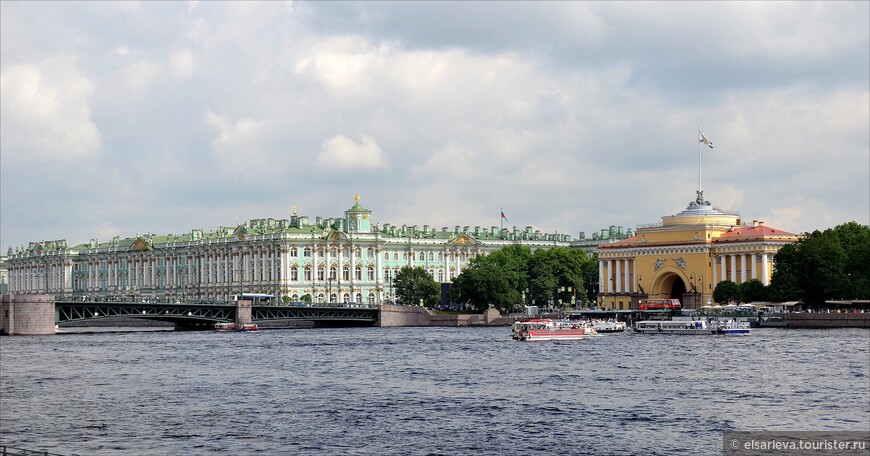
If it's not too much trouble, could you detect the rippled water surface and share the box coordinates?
[1,326,868,455]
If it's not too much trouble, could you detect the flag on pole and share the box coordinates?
[501,211,509,222]
[699,131,714,148]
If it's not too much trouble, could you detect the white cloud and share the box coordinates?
[317,134,388,170]
[205,111,280,178]
[0,58,102,163]
[170,50,195,79]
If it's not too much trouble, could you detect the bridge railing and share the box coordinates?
[53,294,379,309]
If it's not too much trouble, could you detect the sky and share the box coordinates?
[1,1,868,252]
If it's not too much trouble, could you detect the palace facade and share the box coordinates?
[596,191,799,310]
[6,196,615,304]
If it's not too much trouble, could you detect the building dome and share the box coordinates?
[662,190,740,227]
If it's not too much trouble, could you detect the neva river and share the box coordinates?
[1,326,868,455]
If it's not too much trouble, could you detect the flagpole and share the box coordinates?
[500,207,503,231]
[698,125,702,192]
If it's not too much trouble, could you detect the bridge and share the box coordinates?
[1,294,379,335]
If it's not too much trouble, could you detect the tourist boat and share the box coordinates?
[634,318,750,335]
[591,319,627,333]
[511,319,597,341]
[213,322,259,332]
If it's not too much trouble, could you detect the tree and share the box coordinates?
[394,266,440,308]
[738,279,767,303]
[299,293,312,303]
[768,243,802,301]
[713,280,740,304]
[769,222,870,305]
[449,245,595,314]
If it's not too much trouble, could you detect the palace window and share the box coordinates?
[303,247,311,257]
[290,247,298,257]
[304,266,312,281]
[329,267,337,280]
[355,267,362,280]
[342,266,350,281]
[290,267,298,281]
[367,247,374,258]
[318,267,325,281]
[367,266,375,281]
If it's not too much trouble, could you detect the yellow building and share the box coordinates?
[596,191,798,309]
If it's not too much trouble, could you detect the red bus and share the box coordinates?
[639,299,682,311]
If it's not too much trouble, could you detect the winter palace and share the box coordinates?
[3,196,630,304]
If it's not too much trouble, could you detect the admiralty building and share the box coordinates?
[5,196,628,304]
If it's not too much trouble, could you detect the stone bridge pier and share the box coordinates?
[1,294,56,336]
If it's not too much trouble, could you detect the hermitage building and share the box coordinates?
[6,196,622,304]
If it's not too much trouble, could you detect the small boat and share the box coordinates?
[591,319,627,333]
[634,318,749,335]
[511,319,597,341]
[214,322,259,332]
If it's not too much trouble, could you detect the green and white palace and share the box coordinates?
[5,196,631,304]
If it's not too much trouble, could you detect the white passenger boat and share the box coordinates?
[511,319,597,341]
[634,318,750,335]
[591,319,627,333]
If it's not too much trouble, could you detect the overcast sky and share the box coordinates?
[2,1,868,251]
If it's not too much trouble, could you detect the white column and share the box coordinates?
[751,253,757,281]
[615,260,622,293]
[598,260,604,293]
[730,255,737,282]
[375,247,383,302]
[606,260,613,292]
[761,253,770,286]
[740,254,747,284]
[623,259,631,293]
[712,256,718,285]
[720,255,726,284]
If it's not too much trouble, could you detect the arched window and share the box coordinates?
[304,266,312,281]
[290,266,298,281]
[342,293,350,303]
[303,247,311,257]
[354,266,362,280]
[429,252,434,261]
[291,293,299,301]
[355,293,362,303]
[367,266,375,281]
[367,247,375,258]
[438,270,444,282]
[290,247,298,257]
[342,265,350,281]
[367,292,375,304]
[317,267,325,281]
[329,266,337,280]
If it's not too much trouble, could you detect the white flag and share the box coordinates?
[699,131,714,148]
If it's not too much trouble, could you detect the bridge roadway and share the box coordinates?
[54,299,379,328]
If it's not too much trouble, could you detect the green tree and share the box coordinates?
[449,245,594,313]
[768,243,802,301]
[769,223,869,305]
[394,266,440,308]
[299,293,312,303]
[713,280,740,304]
[738,279,767,303]
[830,222,870,299]
[794,229,848,306]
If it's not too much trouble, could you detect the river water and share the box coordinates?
[1,326,868,455]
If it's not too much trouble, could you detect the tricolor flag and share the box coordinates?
[501,211,509,222]
[699,131,714,148]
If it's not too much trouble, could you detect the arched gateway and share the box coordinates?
[596,190,798,310]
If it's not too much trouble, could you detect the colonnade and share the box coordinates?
[713,252,770,286]
[598,258,638,293]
